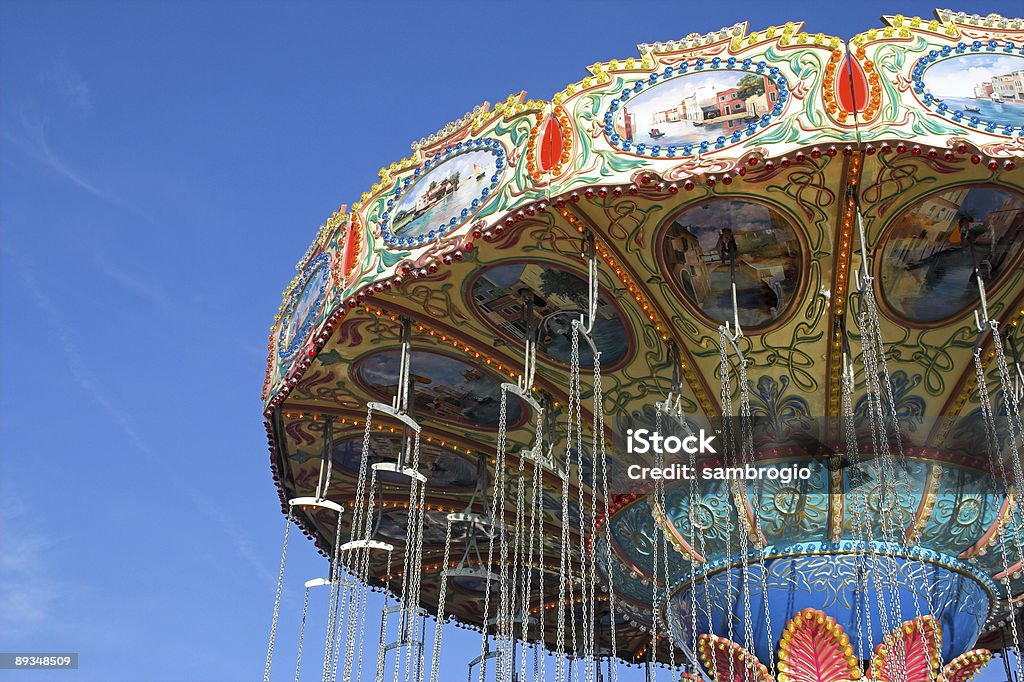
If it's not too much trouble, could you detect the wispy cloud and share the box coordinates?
[41,57,93,116]
[0,488,62,639]
[89,254,179,317]
[2,110,153,222]
[1,246,276,588]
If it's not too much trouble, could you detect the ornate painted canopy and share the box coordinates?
[261,10,1024,667]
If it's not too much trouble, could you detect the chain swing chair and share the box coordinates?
[639,239,776,682]
[359,317,431,682]
[656,340,714,682]
[649,341,684,682]
[470,262,581,682]
[969,238,1024,682]
[557,229,611,682]
[837,195,1004,682]
[466,228,612,682]
[701,259,776,682]
[263,404,345,682]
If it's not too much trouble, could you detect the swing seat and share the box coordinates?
[366,401,421,432]
[520,447,568,480]
[288,496,345,514]
[500,382,543,413]
[339,539,395,553]
[447,565,501,582]
[447,511,506,533]
[371,461,428,483]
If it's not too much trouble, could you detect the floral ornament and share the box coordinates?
[754,462,829,540]
[697,608,991,682]
[748,375,811,443]
[665,483,736,547]
[854,370,925,431]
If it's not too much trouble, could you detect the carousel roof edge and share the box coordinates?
[261,9,1024,410]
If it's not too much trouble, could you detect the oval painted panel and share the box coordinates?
[352,349,523,429]
[919,53,1024,132]
[332,435,478,490]
[470,262,630,367]
[380,143,504,249]
[661,200,802,329]
[604,66,788,155]
[278,253,330,358]
[879,185,1024,323]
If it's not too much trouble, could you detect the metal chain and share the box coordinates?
[857,282,909,682]
[513,439,529,682]
[330,575,348,682]
[686,398,701,676]
[479,386,508,682]
[735,344,758,681]
[343,465,379,681]
[974,348,1024,681]
[406,480,427,682]
[577,368,593,682]
[295,585,311,682]
[557,324,581,682]
[593,347,613,682]
[991,327,1024,565]
[322,512,345,682]
[651,404,663,682]
[596,349,619,682]
[864,279,939,679]
[568,323,583,680]
[394,474,419,682]
[842,365,878,668]
[534,453,548,682]
[352,405,376,543]
[264,507,292,682]
[717,332,738,682]
[734,346,775,676]
[375,549,394,682]
[428,519,454,682]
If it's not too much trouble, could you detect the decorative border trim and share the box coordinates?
[666,539,1002,615]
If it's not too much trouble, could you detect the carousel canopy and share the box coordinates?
[260,10,1024,676]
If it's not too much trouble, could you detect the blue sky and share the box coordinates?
[1,1,1022,680]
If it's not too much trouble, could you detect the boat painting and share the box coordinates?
[921,54,1024,129]
[389,149,499,242]
[610,69,782,147]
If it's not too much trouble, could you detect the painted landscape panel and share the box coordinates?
[613,70,781,147]
[390,149,497,242]
[662,200,801,328]
[353,349,521,428]
[471,262,629,366]
[922,54,1024,128]
[880,186,1024,323]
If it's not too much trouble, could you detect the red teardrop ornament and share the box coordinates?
[340,222,360,283]
[837,53,869,115]
[538,115,565,173]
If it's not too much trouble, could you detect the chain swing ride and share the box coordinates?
[260,10,1024,682]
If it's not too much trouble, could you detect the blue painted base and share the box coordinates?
[667,547,993,667]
